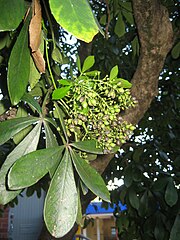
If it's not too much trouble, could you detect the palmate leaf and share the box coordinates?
[7,13,31,105]
[0,0,25,32]
[44,148,78,238]
[8,146,64,190]
[49,0,100,43]
[0,122,42,205]
[70,140,103,154]
[0,116,39,145]
[70,149,110,202]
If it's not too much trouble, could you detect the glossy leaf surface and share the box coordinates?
[49,0,99,43]
[0,123,41,204]
[8,146,63,190]
[7,14,31,105]
[165,179,178,207]
[71,140,103,154]
[0,0,25,31]
[82,55,95,73]
[44,149,78,238]
[0,116,39,145]
[70,149,110,202]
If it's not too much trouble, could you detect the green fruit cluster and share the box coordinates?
[63,74,136,153]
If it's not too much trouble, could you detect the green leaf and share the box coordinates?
[165,178,178,207]
[8,147,63,190]
[7,13,31,105]
[70,149,110,202]
[76,187,83,226]
[129,188,139,210]
[122,9,134,25]
[58,79,73,86]
[13,106,32,144]
[0,122,41,205]
[114,12,126,38]
[82,56,95,73]
[21,92,42,114]
[170,214,180,240]
[70,140,103,154]
[119,79,132,88]
[44,122,62,178]
[110,65,118,81]
[52,86,71,100]
[76,55,82,72]
[29,56,41,89]
[44,149,78,238]
[49,0,100,43]
[52,46,63,64]
[124,166,133,187]
[0,0,25,31]
[0,116,39,145]
[171,41,180,59]
[54,102,68,142]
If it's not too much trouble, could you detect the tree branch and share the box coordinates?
[90,0,173,175]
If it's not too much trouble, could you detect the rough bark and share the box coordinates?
[39,0,174,239]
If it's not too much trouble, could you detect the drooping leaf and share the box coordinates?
[54,102,68,142]
[52,86,71,100]
[49,0,100,43]
[13,106,32,144]
[70,140,103,154]
[21,92,42,114]
[0,0,25,32]
[44,149,78,238]
[165,178,178,207]
[70,149,110,202]
[8,147,63,190]
[114,12,125,38]
[129,188,139,210]
[0,116,39,145]
[82,55,95,73]
[110,65,118,81]
[170,214,180,240]
[7,13,31,105]
[32,48,45,73]
[0,122,41,205]
[29,0,42,52]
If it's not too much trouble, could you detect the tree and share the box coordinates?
[0,0,179,239]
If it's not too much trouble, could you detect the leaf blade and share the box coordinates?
[70,149,110,202]
[49,0,99,43]
[8,147,63,190]
[0,116,40,145]
[0,122,42,204]
[44,149,78,238]
[7,13,31,105]
[70,140,103,154]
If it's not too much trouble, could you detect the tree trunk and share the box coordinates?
[39,0,173,239]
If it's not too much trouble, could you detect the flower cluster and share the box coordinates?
[63,73,136,153]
